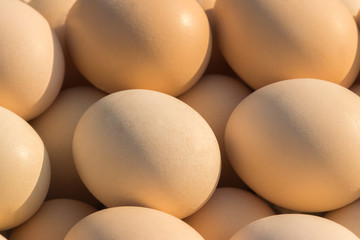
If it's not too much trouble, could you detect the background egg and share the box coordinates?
[230,214,359,240]
[30,87,106,206]
[213,0,359,89]
[225,78,360,212]
[65,207,204,240]
[10,199,96,240]
[0,0,64,120]
[184,188,274,240]
[66,0,211,96]
[0,107,50,230]
[73,89,220,219]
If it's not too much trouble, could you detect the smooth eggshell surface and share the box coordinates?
[0,106,50,231]
[230,214,360,240]
[340,0,360,26]
[0,0,64,120]
[10,199,97,240]
[214,0,358,89]
[66,0,211,96]
[65,207,204,240]
[225,78,360,212]
[325,199,360,237]
[25,0,89,89]
[184,188,274,240]
[73,89,221,219]
[30,87,106,205]
[179,74,251,187]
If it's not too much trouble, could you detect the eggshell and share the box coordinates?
[0,235,6,240]
[230,214,360,240]
[350,82,360,94]
[184,188,274,240]
[324,199,360,237]
[0,0,64,120]
[340,0,360,26]
[24,0,89,89]
[64,206,204,240]
[66,0,211,96]
[10,199,96,240]
[30,87,106,205]
[179,74,251,187]
[73,89,220,219]
[0,106,50,231]
[225,78,360,212]
[213,0,359,89]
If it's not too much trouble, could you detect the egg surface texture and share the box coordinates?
[10,199,96,240]
[230,214,360,240]
[73,89,220,219]
[0,107,50,231]
[31,87,105,205]
[225,78,360,212]
[184,187,274,240]
[65,206,204,240]
[0,0,64,120]
[213,0,358,89]
[66,0,211,96]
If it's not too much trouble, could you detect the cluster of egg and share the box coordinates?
[2,0,360,239]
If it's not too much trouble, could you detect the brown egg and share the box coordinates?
[184,188,274,240]
[65,207,204,240]
[30,87,106,205]
[230,214,359,240]
[225,79,360,212]
[0,106,50,231]
[179,74,251,187]
[0,0,64,120]
[196,0,235,75]
[325,199,360,237]
[213,0,358,89]
[23,0,89,89]
[340,0,360,26]
[10,199,96,240]
[73,89,220,219]
[66,0,211,96]
[350,82,360,94]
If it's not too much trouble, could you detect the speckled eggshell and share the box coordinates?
[213,0,358,89]
[324,199,360,237]
[66,0,211,96]
[184,188,274,240]
[65,207,204,240]
[340,0,360,26]
[179,74,251,187]
[30,87,106,205]
[225,78,360,212]
[0,0,64,120]
[230,214,360,240]
[73,89,221,219]
[10,199,97,240]
[23,0,89,89]
[0,107,50,231]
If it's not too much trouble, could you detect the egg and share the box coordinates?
[0,235,6,240]
[350,82,360,94]
[195,0,235,75]
[339,0,360,27]
[213,0,359,89]
[9,199,96,240]
[179,74,251,187]
[65,206,203,239]
[324,199,360,238]
[30,87,106,205]
[66,0,211,96]
[225,78,360,212]
[0,106,50,231]
[230,214,359,240]
[73,89,220,219]
[0,0,64,120]
[23,0,89,89]
[184,188,274,240]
